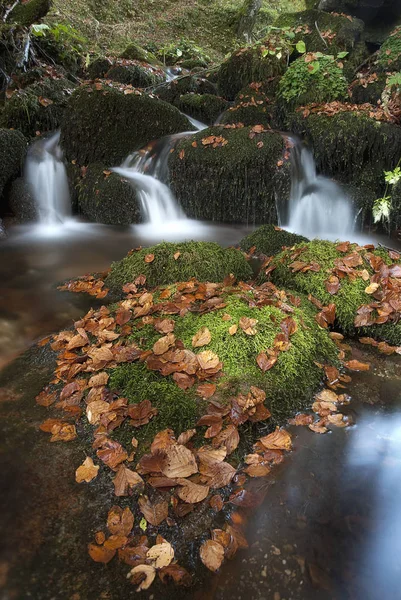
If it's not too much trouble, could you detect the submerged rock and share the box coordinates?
[77,163,141,225]
[0,78,76,138]
[239,225,308,257]
[217,33,290,100]
[0,128,27,199]
[60,83,192,166]
[267,239,401,345]
[105,241,253,296]
[169,126,291,224]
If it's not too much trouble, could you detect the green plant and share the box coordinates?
[373,160,401,225]
[147,38,211,66]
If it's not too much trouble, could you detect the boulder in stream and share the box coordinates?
[105,61,165,87]
[219,82,275,128]
[169,126,291,224]
[0,128,27,199]
[239,224,308,257]
[60,83,192,166]
[8,177,37,223]
[177,93,229,125]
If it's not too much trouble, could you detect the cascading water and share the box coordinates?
[286,141,355,239]
[25,131,71,225]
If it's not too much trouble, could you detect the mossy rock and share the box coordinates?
[8,177,36,223]
[0,78,76,138]
[277,55,348,112]
[155,76,217,106]
[87,57,113,80]
[120,43,159,65]
[217,33,290,100]
[239,225,309,257]
[60,84,192,166]
[274,9,365,56]
[179,58,209,70]
[168,126,291,224]
[177,94,229,125]
[349,72,387,105]
[105,241,253,296]
[286,110,401,193]
[105,62,165,88]
[8,0,51,27]
[33,28,87,75]
[268,239,401,344]
[76,163,141,225]
[389,179,401,232]
[0,128,27,199]
[376,26,401,72]
[109,288,339,436]
[219,82,275,128]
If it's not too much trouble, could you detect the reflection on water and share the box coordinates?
[0,220,251,367]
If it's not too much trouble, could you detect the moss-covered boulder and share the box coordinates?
[389,179,401,232]
[105,61,165,88]
[349,72,387,105]
[155,76,217,106]
[274,9,364,56]
[217,33,290,100]
[76,163,141,225]
[8,177,36,222]
[0,78,75,138]
[168,126,291,224]
[60,83,192,166]
[86,57,113,80]
[267,239,401,344]
[376,26,401,72]
[287,110,401,193]
[0,129,27,199]
[8,0,50,26]
[277,54,348,112]
[219,82,275,127]
[120,43,159,65]
[239,225,308,257]
[177,94,229,125]
[105,241,253,295]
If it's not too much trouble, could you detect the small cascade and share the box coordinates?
[113,130,199,225]
[25,131,71,225]
[287,141,354,239]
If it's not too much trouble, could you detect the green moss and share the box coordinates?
[155,76,217,106]
[239,224,308,256]
[9,0,51,27]
[278,54,348,109]
[274,9,365,56]
[169,125,291,223]
[0,78,76,138]
[0,128,27,196]
[217,32,290,100]
[268,239,401,343]
[105,63,164,87]
[60,84,191,166]
[177,93,229,125]
[77,163,141,225]
[377,26,401,72]
[86,57,113,79]
[349,72,387,105]
[105,241,253,296]
[120,43,159,64]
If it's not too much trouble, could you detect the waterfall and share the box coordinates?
[287,142,354,239]
[113,126,205,225]
[25,131,71,225]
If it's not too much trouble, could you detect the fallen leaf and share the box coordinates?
[162,444,198,478]
[365,282,380,294]
[107,506,134,536]
[158,564,192,586]
[127,399,158,427]
[88,542,116,564]
[50,423,77,442]
[177,479,210,503]
[259,428,292,451]
[288,414,314,426]
[228,324,238,335]
[153,333,175,355]
[154,318,175,334]
[192,327,212,348]
[35,386,57,407]
[138,496,168,526]
[145,254,155,263]
[75,456,99,483]
[200,540,224,572]
[196,383,216,399]
[146,542,174,568]
[127,564,156,591]
[344,360,370,371]
[97,439,128,469]
[197,350,220,371]
[113,465,144,496]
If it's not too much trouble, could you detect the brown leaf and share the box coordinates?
[173,372,195,390]
[97,439,128,469]
[212,424,240,454]
[153,333,175,355]
[309,421,328,434]
[86,400,110,425]
[256,351,277,372]
[196,383,216,399]
[138,496,168,526]
[145,254,155,263]
[288,413,314,426]
[107,506,134,536]
[103,534,128,550]
[154,318,175,334]
[158,564,192,586]
[197,414,223,438]
[38,96,54,107]
[201,461,236,488]
[200,539,224,572]
[162,444,198,478]
[365,282,380,294]
[35,386,57,407]
[127,564,156,591]
[113,465,144,496]
[177,429,197,445]
[228,324,238,335]
[192,327,212,348]
[127,399,158,427]
[209,494,224,511]
[197,350,220,371]
[336,241,350,253]
[49,423,77,442]
[88,372,109,387]
[151,429,176,453]
[239,316,258,335]
[115,307,132,326]
[259,427,292,451]
[75,456,99,483]
[88,542,116,564]
[344,360,370,371]
[147,542,174,568]
[177,479,210,503]
[325,275,340,295]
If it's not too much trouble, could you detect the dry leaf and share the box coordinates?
[145,254,155,263]
[127,564,156,591]
[88,542,116,564]
[192,327,212,348]
[138,496,168,526]
[259,428,292,451]
[107,506,134,536]
[344,360,370,371]
[162,444,198,478]
[200,540,224,572]
[177,479,209,503]
[147,542,174,568]
[75,456,99,483]
[113,465,144,496]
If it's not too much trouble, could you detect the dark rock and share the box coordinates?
[177,94,229,125]
[105,62,165,87]
[8,177,37,223]
[8,0,51,27]
[155,76,217,106]
[0,128,27,201]
[120,43,159,65]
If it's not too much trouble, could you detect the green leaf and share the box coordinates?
[296,40,306,54]
[139,517,147,532]
[31,24,50,37]
[309,61,320,74]
[337,51,349,59]
[176,48,183,57]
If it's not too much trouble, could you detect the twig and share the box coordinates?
[315,20,328,49]
[3,0,20,23]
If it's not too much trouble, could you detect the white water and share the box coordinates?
[24,131,71,226]
[287,143,355,240]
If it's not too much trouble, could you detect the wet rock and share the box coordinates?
[105,61,165,88]
[219,82,275,128]
[60,83,192,166]
[77,163,141,225]
[0,78,76,138]
[169,126,291,224]
[178,93,230,125]
[86,57,113,80]
[155,75,217,106]
[319,0,401,26]
[239,225,308,257]
[8,177,37,223]
[0,128,27,200]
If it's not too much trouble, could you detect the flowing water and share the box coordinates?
[287,142,355,240]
